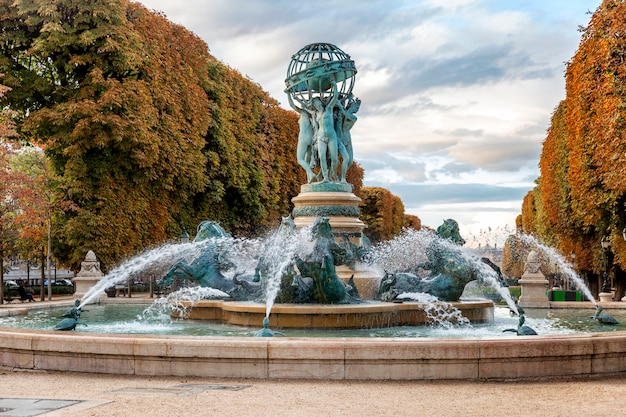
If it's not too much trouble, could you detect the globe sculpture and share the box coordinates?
[285,43,360,185]
[285,43,357,112]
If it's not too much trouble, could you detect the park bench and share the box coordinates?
[114,284,129,297]
[4,294,28,303]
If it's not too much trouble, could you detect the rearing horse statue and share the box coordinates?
[158,221,236,293]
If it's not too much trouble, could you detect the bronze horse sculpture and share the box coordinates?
[376,219,480,302]
[158,221,237,294]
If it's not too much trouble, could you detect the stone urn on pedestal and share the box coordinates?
[518,250,549,308]
[73,250,104,300]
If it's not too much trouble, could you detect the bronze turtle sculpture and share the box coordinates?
[503,314,537,336]
[254,317,285,337]
[591,305,618,325]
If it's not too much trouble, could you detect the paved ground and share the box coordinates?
[1,367,626,417]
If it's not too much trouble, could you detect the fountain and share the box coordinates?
[2,42,626,381]
[121,42,497,330]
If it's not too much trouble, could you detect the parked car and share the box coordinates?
[3,280,18,288]
[44,279,74,286]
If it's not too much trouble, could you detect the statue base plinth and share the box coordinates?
[300,182,353,193]
[291,190,366,238]
[518,273,549,308]
[292,186,376,298]
[73,276,104,300]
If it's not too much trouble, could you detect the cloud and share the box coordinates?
[379,182,530,206]
[138,0,596,232]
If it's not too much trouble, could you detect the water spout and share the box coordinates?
[517,233,596,306]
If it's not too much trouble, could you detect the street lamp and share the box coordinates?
[600,236,612,294]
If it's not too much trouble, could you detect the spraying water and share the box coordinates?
[78,241,204,308]
[397,292,470,328]
[517,233,596,305]
[140,286,231,321]
[258,225,314,318]
[76,222,522,330]
[367,228,519,313]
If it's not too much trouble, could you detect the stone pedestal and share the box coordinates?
[73,250,105,300]
[336,264,379,299]
[599,292,613,303]
[291,183,366,239]
[519,250,549,308]
[291,183,380,298]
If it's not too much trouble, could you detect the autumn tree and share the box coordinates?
[0,1,212,269]
[0,0,361,271]
[0,142,19,303]
[519,0,626,297]
[11,146,67,300]
[501,234,527,279]
[359,187,406,242]
[346,162,364,197]
[403,214,421,230]
[0,76,18,303]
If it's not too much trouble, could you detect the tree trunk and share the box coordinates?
[46,217,52,301]
[0,246,4,304]
[39,250,45,301]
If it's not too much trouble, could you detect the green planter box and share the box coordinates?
[547,290,583,302]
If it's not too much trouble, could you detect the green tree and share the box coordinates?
[0,1,211,269]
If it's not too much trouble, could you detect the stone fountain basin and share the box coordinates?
[1,324,626,380]
[172,300,494,328]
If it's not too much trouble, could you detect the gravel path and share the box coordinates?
[2,368,625,417]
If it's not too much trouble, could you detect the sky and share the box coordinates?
[138,0,599,245]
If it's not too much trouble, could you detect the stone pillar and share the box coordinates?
[519,250,549,308]
[291,183,366,237]
[73,250,104,300]
[291,182,379,299]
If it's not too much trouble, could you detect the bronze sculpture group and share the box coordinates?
[289,82,360,184]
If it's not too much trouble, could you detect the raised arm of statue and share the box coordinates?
[338,94,359,121]
[287,93,301,114]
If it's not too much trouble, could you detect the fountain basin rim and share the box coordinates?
[180,299,493,313]
[2,324,625,340]
[173,299,495,328]
[3,325,626,380]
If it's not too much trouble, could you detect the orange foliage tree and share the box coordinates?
[0,76,19,302]
[359,187,409,242]
[519,0,626,297]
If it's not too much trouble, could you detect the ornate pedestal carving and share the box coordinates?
[292,190,366,236]
[519,250,549,308]
[73,250,104,300]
